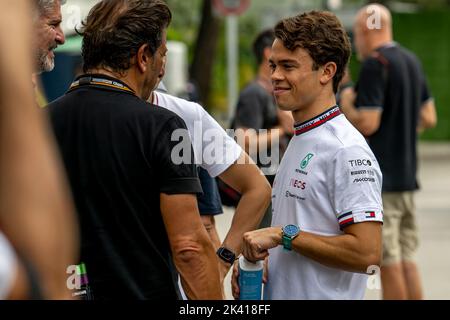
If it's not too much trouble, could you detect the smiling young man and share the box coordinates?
[232,11,383,300]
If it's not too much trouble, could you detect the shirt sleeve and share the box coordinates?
[199,106,243,177]
[419,67,432,104]
[330,145,383,230]
[233,86,265,129]
[355,57,386,110]
[152,115,202,195]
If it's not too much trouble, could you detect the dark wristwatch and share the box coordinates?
[216,247,236,264]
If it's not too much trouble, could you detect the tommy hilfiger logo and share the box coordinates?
[365,211,376,219]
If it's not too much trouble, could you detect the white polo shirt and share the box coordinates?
[152,91,242,178]
[265,106,383,300]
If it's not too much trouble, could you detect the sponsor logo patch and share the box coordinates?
[365,211,376,219]
[353,177,376,183]
[285,191,305,201]
[348,159,372,167]
[295,169,308,175]
[289,178,306,190]
[301,153,314,170]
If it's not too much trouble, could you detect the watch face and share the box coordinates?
[217,247,235,263]
[283,224,300,237]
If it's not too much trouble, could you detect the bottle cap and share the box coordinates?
[239,256,263,271]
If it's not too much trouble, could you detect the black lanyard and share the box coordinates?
[68,76,136,95]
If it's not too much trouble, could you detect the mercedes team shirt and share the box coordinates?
[266,106,383,300]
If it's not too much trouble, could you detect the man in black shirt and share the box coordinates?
[48,0,222,300]
[341,4,437,300]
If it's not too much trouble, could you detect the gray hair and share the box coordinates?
[35,0,66,16]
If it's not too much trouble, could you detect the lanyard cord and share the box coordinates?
[68,76,136,95]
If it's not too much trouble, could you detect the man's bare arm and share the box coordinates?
[243,222,382,273]
[339,87,382,137]
[218,153,271,249]
[160,193,223,299]
[418,99,437,132]
[0,0,79,299]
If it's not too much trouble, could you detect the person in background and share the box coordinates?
[340,4,437,300]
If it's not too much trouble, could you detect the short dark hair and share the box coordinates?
[253,29,275,65]
[274,11,351,93]
[79,0,172,73]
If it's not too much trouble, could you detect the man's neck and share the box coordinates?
[292,93,337,124]
[86,68,141,97]
[368,36,393,54]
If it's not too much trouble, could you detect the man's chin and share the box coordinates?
[275,101,291,112]
[41,58,55,73]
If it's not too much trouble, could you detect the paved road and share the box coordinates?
[216,142,450,300]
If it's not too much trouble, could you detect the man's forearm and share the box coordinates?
[0,0,79,299]
[174,233,223,300]
[290,230,381,273]
[222,186,270,257]
[0,115,80,299]
[254,225,381,274]
[218,153,271,258]
[162,194,223,299]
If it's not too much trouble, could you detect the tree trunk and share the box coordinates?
[190,0,221,107]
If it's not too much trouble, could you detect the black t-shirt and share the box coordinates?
[233,81,278,131]
[48,74,202,300]
[355,43,431,191]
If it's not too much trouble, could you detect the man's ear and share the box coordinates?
[136,43,151,74]
[263,47,272,61]
[319,62,337,86]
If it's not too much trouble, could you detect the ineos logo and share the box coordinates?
[290,179,306,190]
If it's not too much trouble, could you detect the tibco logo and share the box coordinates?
[348,159,372,167]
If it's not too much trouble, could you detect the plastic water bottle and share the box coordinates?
[238,256,263,300]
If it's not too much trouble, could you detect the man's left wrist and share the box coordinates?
[216,246,236,265]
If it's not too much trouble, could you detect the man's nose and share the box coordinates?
[271,67,284,82]
[56,26,65,45]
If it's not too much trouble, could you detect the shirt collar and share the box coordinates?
[293,105,341,136]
